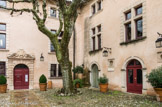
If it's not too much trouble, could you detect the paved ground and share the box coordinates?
[34,88,162,107]
[0,90,49,107]
[0,88,162,107]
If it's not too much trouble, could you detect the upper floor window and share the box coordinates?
[123,4,143,43]
[0,0,6,7]
[136,6,142,16]
[50,8,57,17]
[136,18,143,38]
[97,0,102,11]
[97,25,101,32]
[125,23,131,42]
[0,62,5,76]
[0,23,6,31]
[50,64,62,78]
[0,23,6,49]
[125,11,131,20]
[91,25,102,51]
[92,4,96,15]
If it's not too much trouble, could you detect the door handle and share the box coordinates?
[135,77,136,80]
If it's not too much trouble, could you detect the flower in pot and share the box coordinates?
[39,74,47,91]
[146,66,162,102]
[73,79,83,88]
[98,74,109,93]
[0,75,7,93]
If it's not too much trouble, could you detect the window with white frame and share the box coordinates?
[0,23,6,49]
[0,62,5,76]
[50,64,62,77]
[0,0,6,7]
[124,4,143,42]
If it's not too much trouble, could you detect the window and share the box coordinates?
[125,23,131,42]
[98,34,101,49]
[123,4,144,43]
[58,64,62,77]
[91,25,102,51]
[50,30,56,52]
[97,1,101,11]
[97,25,101,32]
[92,4,96,15]
[50,8,57,17]
[92,28,95,35]
[136,6,142,15]
[50,64,56,77]
[125,11,131,20]
[0,62,5,76]
[0,0,6,7]
[92,37,95,51]
[50,64,62,78]
[136,18,143,38]
[0,23,6,31]
[0,33,6,49]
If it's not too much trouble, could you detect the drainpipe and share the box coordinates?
[73,24,76,79]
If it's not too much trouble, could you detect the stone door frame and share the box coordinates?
[121,56,147,94]
[7,49,35,90]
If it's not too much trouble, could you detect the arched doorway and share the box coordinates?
[91,64,99,88]
[14,64,29,89]
[127,59,142,94]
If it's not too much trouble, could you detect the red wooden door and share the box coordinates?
[127,60,142,94]
[14,68,29,89]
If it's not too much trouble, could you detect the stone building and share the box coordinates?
[0,0,162,95]
[75,0,162,95]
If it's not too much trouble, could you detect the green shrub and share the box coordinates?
[72,66,84,73]
[146,66,162,88]
[73,79,83,88]
[98,74,108,84]
[39,74,47,83]
[0,75,7,85]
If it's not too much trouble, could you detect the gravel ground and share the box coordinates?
[33,88,162,107]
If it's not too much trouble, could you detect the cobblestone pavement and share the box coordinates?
[0,90,49,107]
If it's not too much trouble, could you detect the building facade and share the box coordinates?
[75,0,162,95]
[0,1,74,89]
[0,0,162,95]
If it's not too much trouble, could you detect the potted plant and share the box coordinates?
[39,74,47,91]
[146,66,162,102]
[73,66,84,79]
[73,79,83,88]
[98,74,109,93]
[0,75,7,93]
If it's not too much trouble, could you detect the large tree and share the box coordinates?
[0,0,90,94]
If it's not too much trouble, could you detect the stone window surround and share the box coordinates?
[121,56,147,95]
[0,20,9,51]
[90,24,103,52]
[120,0,146,44]
[48,62,62,79]
[48,29,62,54]
[48,6,59,19]
[90,0,103,17]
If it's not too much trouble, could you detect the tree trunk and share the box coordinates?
[61,62,74,94]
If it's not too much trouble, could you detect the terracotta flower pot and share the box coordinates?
[0,84,7,93]
[47,81,52,89]
[99,83,108,93]
[39,83,47,91]
[154,88,162,102]
[78,73,83,79]
[75,83,80,88]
